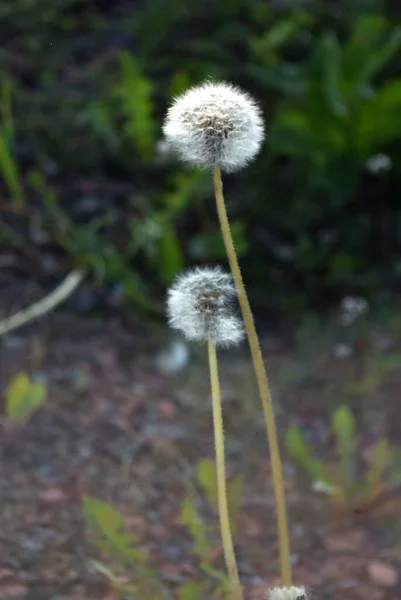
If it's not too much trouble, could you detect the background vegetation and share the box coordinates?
[1,0,400,317]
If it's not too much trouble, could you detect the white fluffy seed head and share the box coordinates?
[166,267,244,347]
[268,587,308,600]
[162,81,265,173]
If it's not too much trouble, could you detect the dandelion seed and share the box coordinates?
[268,586,308,600]
[166,267,244,347]
[163,81,264,173]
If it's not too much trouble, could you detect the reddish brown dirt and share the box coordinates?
[1,289,401,600]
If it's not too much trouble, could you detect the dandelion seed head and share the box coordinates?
[166,267,244,346]
[163,81,265,173]
[268,587,308,600]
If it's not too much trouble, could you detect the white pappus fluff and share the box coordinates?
[166,267,244,347]
[162,81,265,173]
[268,587,307,600]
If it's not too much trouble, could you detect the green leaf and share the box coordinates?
[162,170,206,217]
[197,459,243,536]
[319,33,347,116]
[168,70,192,99]
[89,102,120,152]
[0,130,24,209]
[82,497,146,566]
[201,563,228,584]
[197,459,218,510]
[358,79,401,150]
[332,405,356,485]
[178,583,205,600]
[227,474,244,537]
[390,449,401,487]
[188,220,248,261]
[250,13,313,61]
[118,52,155,163]
[5,373,47,426]
[269,110,321,160]
[90,560,143,595]
[365,438,391,501]
[180,497,211,560]
[342,17,399,87]
[1,79,14,142]
[0,80,24,209]
[286,425,326,481]
[90,560,121,585]
[359,26,401,84]
[155,224,183,285]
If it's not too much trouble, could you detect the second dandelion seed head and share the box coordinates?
[268,587,307,600]
[163,81,265,173]
[167,267,244,347]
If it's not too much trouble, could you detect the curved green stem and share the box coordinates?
[213,165,291,586]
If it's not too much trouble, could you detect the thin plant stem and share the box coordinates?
[0,268,86,337]
[208,340,243,600]
[213,165,292,586]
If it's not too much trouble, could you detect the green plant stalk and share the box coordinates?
[213,165,291,586]
[208,340,243,600]
[0,132,25,209]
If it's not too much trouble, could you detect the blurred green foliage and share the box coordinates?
[287,405,401,511]
[83,458,243,598]
[4,372,47,428]
[1,0,400,314]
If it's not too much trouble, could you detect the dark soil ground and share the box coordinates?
[1,280,401,600]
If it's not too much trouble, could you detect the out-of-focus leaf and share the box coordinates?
[359,26,401,84]
[332,405,356,485]
[168,70,192,99]
[0,131,24,209]
[155,224,183,284]
[365,438,391,501]
[358,79,401,150]
[286,425,327,481]
[390,449,401,487]
[82,497,146,566]
[0,79,24,209]
[180,497,212,561]
[227,474,243,537]
[5,373,47,426]
[117,52,155,162]
[1,79,14,141]
[342,15,388,82]
[318,33,347,116]
[178,582,205,600]
[250,12,313,62]
[197,459,218,510]
[189,220,248,261]
[269,110,321,160]
[90,560,121,585]
[89,102,120,152]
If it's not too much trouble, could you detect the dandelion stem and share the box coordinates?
[208,340,243,600]
[213,165,291,586]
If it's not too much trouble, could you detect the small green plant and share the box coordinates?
[0,79,25,209]
[83,459,244,599]
[179,458,244,595]
[90,52,156,165]
[82,497,166,599]
[286,405,401,511]
[4,372,47,427]
[196,458,244,538]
